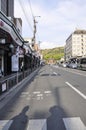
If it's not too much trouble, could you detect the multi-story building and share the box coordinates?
[0,0,14,17]
[65,29,86,61]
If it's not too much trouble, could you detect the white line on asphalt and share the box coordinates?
[27,119,47,130]
[63,117,86,130]
[0,120,13,130]
[53,72,57,75]
[33,91,41,94]
[44,91,51,94]
[66,82,86,100]
[37,94,43,97]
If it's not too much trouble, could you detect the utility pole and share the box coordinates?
[33,17,37,46]
[32,16,40,47]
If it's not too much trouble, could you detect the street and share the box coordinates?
[0,65,86,130]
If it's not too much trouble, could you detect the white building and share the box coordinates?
[65,29,86,61]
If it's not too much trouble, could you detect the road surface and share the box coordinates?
[0,65,86,130]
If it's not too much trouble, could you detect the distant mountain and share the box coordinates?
[41,47,64,61]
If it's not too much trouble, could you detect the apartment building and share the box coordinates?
[65,29,86,61]
[0,0,14,17]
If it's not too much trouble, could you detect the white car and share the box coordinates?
[62,63,68,67]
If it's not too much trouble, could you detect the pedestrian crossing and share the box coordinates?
[0,120,13,130]
[0,117,86,130]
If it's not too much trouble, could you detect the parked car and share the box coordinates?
[68,63,77,69]
[62,62,68,68]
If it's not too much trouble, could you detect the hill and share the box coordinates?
[41,47,64,62]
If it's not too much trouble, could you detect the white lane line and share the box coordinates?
[53,72,57,75]
[0,120,13,130]
[33,91,40,94]
[63,117,86,130]
[66,82,86,100]
[27,119,47,130]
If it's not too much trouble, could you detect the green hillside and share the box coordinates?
[41,47,64,61]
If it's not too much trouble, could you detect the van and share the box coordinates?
[77,57,86,70]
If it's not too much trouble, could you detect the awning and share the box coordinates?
[0,11,24,46]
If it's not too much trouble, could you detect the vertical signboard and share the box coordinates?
[11,55,19,71]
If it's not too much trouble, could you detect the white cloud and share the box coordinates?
[14,0,86,49]
[40,41,64,50]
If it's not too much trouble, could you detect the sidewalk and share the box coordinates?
[0,68,40,110]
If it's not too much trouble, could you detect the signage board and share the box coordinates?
[11,55,19,71]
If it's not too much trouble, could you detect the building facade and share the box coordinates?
[65,29,86,61]
[14,18,22,35]
[0,0,14,17]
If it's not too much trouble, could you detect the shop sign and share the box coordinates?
[2,83,6,92]
[11,55,19,71]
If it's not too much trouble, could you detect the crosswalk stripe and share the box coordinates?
[0,120,13,130]
[63,117,86,130]
[27,119,47,130]
[0,117,86,130]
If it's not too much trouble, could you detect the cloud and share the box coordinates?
[14,0,86,49]
[40,41,63,50]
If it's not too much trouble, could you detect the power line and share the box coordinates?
[18,0,33,32]
[27,0,41,42]
[27,0,34,18]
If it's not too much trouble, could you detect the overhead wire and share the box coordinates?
[18,0,33,32]
[27,0,34,19]
[27,0,41,42]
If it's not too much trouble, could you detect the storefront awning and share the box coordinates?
[0,11,24,46]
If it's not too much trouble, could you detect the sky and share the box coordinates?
[14,0,86,49]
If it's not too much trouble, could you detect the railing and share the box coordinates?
[0,68,32,95]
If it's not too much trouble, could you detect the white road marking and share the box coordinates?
[33,91,40,94]
[63,117,86,130]
[0,120,13,130]
[27,119,47,130]
[37,94,43,97]
[44,91,51,94]
[53,72,57,75]
[66,82,86,100]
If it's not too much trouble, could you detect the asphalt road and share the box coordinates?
[0,65,86,130]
